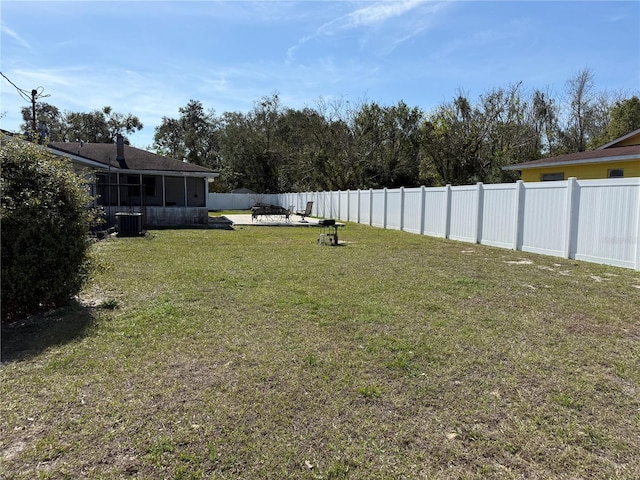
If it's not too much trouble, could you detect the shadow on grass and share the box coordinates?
[1,301,97,363]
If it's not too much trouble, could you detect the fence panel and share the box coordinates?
[520,182,567,257]
[385,188,402,230]
[574,178,640,269]
[449,185,478,242]
[403,187,423,234]
[329,191,340,219]
[371,190,386,227]
[360,190,372,225]
[280,178,639,270]
[423,187,448,237]
[208,193,280,210]
[315,192,325,218]
[480,183,517,249]
[338,191,349,221]
[348,190,360,223]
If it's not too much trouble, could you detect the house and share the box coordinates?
[48,135,218,227]
[503,129,640,181]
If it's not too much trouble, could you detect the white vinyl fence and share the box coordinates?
[280,178,640,270]
[207,193,280,211]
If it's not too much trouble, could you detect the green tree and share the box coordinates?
[272,107,321,191]
[305,96,361,191]
[590,96,640,146]
[556,67,614,153]
[529,88,559,155]
[63,110,111,142]
[21,104,142,143]
[1,137,99,322]
[420,85,540,185]
[153,100,220,168]
[19,102,64,142]
[352,101,423,188]
[217,94,285,193]
[273,103,355,192]
[102,106,144,142]
[479,84,540,182]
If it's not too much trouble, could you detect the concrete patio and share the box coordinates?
[220,213,325,227]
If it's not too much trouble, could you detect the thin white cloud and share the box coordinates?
[12,67,81,89]
[334,0,425,30]
[1,23,31,49]
[287,0,434,63]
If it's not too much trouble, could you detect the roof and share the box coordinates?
[503,144,640,170]
[48,141,217,175]
[503,129,640,171]
[596,127,640,150]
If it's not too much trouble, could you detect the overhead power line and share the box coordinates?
[0,71,50,132]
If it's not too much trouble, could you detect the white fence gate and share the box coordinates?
[281,178,640,270]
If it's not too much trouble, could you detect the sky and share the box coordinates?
[1,0,639,149]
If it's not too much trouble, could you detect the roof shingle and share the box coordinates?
[504,144,640,170]
[49,141,216,174]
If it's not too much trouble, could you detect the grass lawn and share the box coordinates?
[2,223,639,479]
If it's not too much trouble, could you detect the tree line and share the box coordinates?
[21,68,640,192]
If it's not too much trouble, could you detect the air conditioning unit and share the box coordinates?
[115,212,143,237]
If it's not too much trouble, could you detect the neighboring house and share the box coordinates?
[503,129,640,181]
[48,135,218,227]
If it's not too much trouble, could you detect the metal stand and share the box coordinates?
[317,219,339,246]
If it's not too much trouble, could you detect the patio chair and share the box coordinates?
[295,201,313,222]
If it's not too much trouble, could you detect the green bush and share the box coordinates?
[1,137,99,322]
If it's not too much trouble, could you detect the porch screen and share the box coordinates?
[142,175,163,206]
[95,173,118,206]
[165,176,186,206]
[186,177,206,207]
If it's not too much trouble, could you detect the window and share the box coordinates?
[541,172,564,181]
[608,169,624,178]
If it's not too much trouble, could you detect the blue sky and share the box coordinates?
[1,0,639,148]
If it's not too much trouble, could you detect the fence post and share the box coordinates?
[444,184,452,239]
[333,190,337,219]
[346,190,350,222]
[330,191,333,219]
[420,186,426,235]
[369,188,374,226]
[357,189,361,224]
[383,188,388,229]
[475,182,484,244]
[513,180,524,251]
[400,187,405,231]
[635,189,640,270]
[563,177,578,259]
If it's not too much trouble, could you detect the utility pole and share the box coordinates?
[31,89,37,133]
[0,71,50,136]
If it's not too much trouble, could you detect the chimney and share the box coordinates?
[116,134,128,169]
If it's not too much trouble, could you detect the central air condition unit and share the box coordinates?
[115,212,143,237]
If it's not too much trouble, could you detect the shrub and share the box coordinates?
[1,137,99,322]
